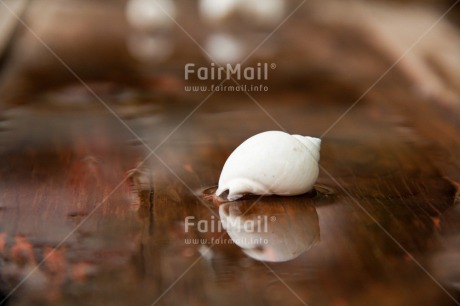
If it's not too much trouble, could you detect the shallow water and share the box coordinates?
[0,95,458,306]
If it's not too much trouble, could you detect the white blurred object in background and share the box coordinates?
[125,0,176,63]
[199,0,285,63]
[241,0,285,25]
[127,33,173,63]
[199,0,285,25]
[199,0,240,23]
[205,33,245,64]
[126,0,176,31]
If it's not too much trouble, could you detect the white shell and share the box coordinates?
[216,131,321,201]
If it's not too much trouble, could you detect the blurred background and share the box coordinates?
[0,1,460,306]
[0,0,459,112]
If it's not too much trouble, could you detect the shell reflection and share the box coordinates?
[219,199,319,262]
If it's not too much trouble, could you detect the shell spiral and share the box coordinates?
[216,131,321,201]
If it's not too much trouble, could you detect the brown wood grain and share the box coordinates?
[0,1,459,305]
[0,88,458,305]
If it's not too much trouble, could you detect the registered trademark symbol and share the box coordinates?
[270,63,276,69]
[270,216,276,222]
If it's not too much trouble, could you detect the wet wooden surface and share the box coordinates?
[0,1,460,305]
[0,92,458,306]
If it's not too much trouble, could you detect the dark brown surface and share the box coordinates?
[0,1,460,305]
[0,91,458,305]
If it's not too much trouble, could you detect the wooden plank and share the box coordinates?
[0,1,459,305]
[1,89,458,305]
[0,110,145,304]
